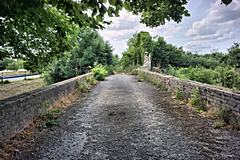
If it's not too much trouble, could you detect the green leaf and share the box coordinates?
[221,0,232,5]
[96,15,103,22]
[109,0,117,5]
[99,5,107,15]
[92,8,98,16]
[107,6,114,17]
[123,2,131,10]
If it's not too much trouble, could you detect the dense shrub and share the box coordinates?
[105,65,114,75]
[1,58,25,70]
[43,55,70,84]
[175,67,192,79]
[176,89,184,100]
[43,29,114,84]
[189,89,203,111]
[167,66,240,90]
[188,67,218,84]
[215,66,240,89]
[91,64,108,81]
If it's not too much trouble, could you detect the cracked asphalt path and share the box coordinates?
[14,75,240,160]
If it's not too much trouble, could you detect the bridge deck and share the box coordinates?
[13,74,240,159]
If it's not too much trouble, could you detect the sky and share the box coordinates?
[99,0,240,56]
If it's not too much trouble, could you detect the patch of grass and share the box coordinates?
[205,106,240,129]
[152,79,168,91]
[138,73,167,91]
[76,76,97,94]
[216,106,232,124]
[85,76,97,85]
[214,120,227,129]
[203,107,219,119]
[203,106,240,129]
[76,81,90,93]
[176,89,184,100]
[40,108,63,129]
[0,78,45,100]
[189,89,204,111]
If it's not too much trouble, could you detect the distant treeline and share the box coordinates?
[120,32,240,90]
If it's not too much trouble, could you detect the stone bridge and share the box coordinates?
[1,71,240,159]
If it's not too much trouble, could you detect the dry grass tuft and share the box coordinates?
[48,92,79,110]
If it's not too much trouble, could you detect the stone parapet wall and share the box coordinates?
[0,73,92,143]
[137,69,240,124]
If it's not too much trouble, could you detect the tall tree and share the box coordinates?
[44,28,114,83]
[0,6,80,71]
[0,0,231,68]
[227,43,240,68]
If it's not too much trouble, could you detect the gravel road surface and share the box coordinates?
[13,75,240,160]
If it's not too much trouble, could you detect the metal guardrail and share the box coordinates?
[1,73,40,84]
[0,73,39,79]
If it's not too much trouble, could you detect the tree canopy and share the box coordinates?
[44,28,114,84]
[121,31,239,70]
[1,0,191,28]
[0,0,232,28]
[0,0,233,70]
[120,31,240,90]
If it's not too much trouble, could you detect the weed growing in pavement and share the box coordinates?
[189,89,204,111]
[76,81,90,93]
[210,106,232,129]
[40,108,63,128]
[76,76,97,94]
[138,73,167,91]
[85,76,97,85]
[216,106,232,124]
[176,89,184,101]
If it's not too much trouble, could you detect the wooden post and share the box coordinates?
[24,71,27,80]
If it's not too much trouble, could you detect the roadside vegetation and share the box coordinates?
[0,0,195,78]
[0,1,236,158]
[0,0,232,86]
[39,75,97,129]
[91,64,109,81]
[43,28,115,84]
[0,58,25,70]
[121,32,240,129]
[120,32,240,91]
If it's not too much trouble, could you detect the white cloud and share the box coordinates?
[185,0,240,52]
[104,10,139,31]
[99,0,240,56]
[184,41,212,53]
[99,10,182,55]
